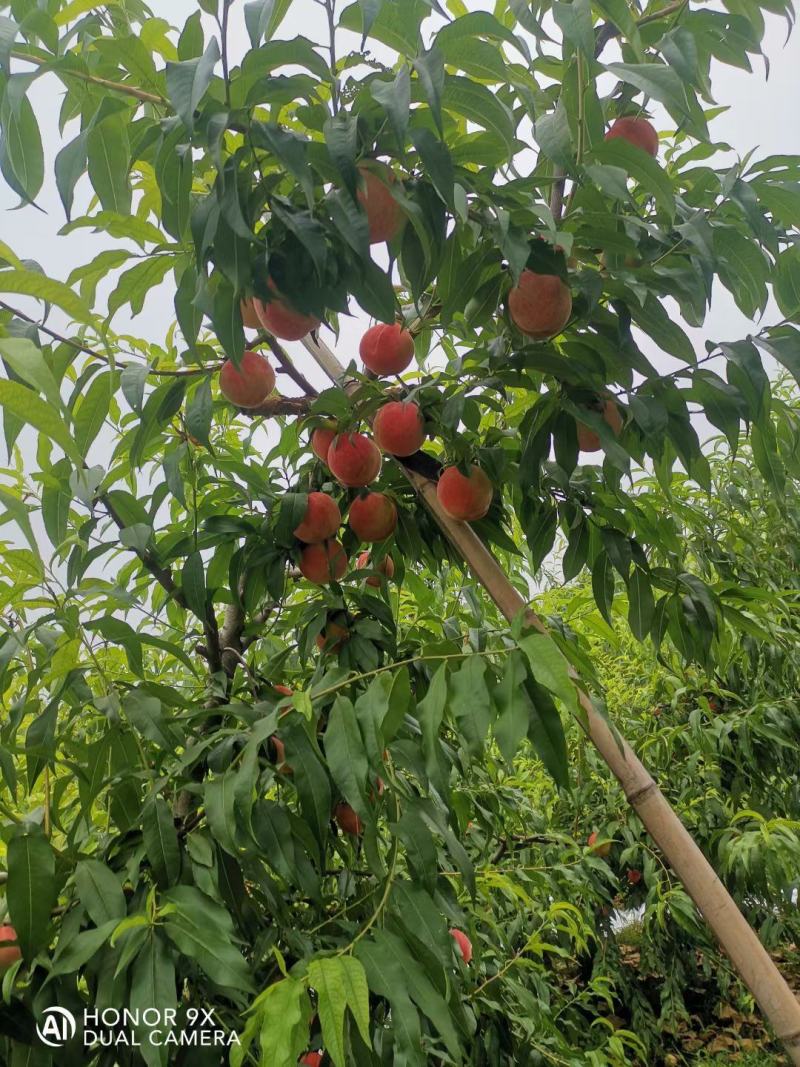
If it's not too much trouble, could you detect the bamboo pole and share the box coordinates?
[300,332,800,1063]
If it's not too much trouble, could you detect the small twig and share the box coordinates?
[325,0,339,115]
[0,302,219,377]
[10,49,165,105]
[219,1,231,107]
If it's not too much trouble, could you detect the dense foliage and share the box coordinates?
[0,0,799,1064]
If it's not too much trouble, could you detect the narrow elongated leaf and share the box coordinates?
[74,371,113,456]
[166,39,220,130]
[308,955,371,1067]
[7,833,56,959]
[74,860,126,927]
[142,797,181,888]
[130,934,176,1067]
[87,116,132,214]
[324,696,369,815]
[0,269,92,322]
[0,379,81,462]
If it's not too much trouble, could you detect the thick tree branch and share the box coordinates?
[252,332,320,397]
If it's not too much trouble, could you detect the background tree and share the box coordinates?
[0,0,799,1064]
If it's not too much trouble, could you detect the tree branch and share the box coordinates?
[252,332,319,396]
[9,49,166,105]
[550,0,690,221]
[0,302,219,377]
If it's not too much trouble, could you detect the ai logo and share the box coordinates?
[36,1007,77,1048]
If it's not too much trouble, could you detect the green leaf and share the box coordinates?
[166,39,220,130]
[370,66,411,149]
[413,47,444,135]
[74,860,126,927]
[553,0,595,56]
[0,268,92,322]
[357,929,461,1060]
[107,256,175,319]
[534,99,574,169]
[605,61,691,121]
[0,337,61,407]
[418,663,448,794]
[54,131,87,220]
[349,258,396,322]
[450,655,492,755]
[0,81,44,202]
[591,550,615,623]
[74,370,113,456]
[590,139,675,218]
[204,771,239,855]
[518,632,579,715]
[307,956,371,1067]
[7,833,57,959]
[0,379,81,462]
[49,919,118,977]
[244,0,277,47]
[524,676,568,787]
[411,126,454,210]
[441,76,516,155]
[339,0,428,56]
[324,111,359,198]
[392,881,453,964]
[142,796,181,888]
[627,567,655,641]
[181,550,207,620]
[493,650,533,763]
[130,934,176,1067]
[714,226,770,317]
[323,696,369,816]
[774,246,800,319]
[87,115,132,215]
[162,885,254,995]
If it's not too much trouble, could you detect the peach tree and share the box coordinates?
[0,0,799,1064]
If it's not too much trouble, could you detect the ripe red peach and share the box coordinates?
[293,492,341,544]
[587,831,612,859]
[0,925,21,970]
[357,551,395,587]
[348,492,397,542]
[334,802,363,836]
[508,270,572,340]
[219,351,276,408]
[253,281,320,341]
[299,540,348,584]
[373,401,425,456]
[300,1054,323,1067]
[605,116,659,158]
[357,164,404,244]
[449,928,472,964]
[436,465,493,522]
[327,433,381,487]
[577,398,623,452]
[316,616,350,654]
[311,425,336,463]
[359,323,415,376]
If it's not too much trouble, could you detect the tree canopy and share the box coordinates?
[0,0,799,1064]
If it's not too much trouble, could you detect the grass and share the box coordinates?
[694,1053,781,1065]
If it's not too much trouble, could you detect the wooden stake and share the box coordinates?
[300,331,800,1062]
